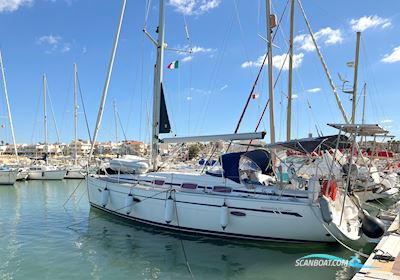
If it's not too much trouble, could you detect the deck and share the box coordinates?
[353,215,400,280]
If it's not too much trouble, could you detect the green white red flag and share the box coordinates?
[167,60,179,69]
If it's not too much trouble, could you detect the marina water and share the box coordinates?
[0,180,375,279]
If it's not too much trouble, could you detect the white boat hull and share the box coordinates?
[87,176,357,243]
[16,171,29,181]
[28,170,67,180]
[0,170,18,185]
[354,187,399,202]
[65,169,85,179]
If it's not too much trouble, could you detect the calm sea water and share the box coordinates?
[0,180,378,280]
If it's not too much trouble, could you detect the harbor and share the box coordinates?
[1,0,400,279]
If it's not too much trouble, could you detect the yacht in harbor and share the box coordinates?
[86,0,385,243]
[28,75,66,180]
[0,50,22,185]
[64,64,85,179]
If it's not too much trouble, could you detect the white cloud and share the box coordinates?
[192,46,213,53]
[169,0,220,16]
[294,27,343,52]
[220,84,228,91]
[181,56,193,63]
[292,94,298,99]
[0,0,33,12]
[241,53,304,71]
[307,87,321,93]
[37,34,72,53]
[381,46,400,63]
[61,43,71,53]
[177,45,215,62]
[82,46,87,54]
[350,15,391,32]
[381,119,393,123]
[186,96,192,101]
[38,35,61,45]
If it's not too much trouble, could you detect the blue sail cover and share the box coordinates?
[221,152,244,183]
[220,149,272,183]
[243,149,273,174]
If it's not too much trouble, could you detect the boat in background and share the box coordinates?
[0,50,22,185]
[16,167,29,181]
[65,165,85,179]
[27,74,67,181]
[28,164,66,180]
[64,64,85,180]
[0,166,18,185]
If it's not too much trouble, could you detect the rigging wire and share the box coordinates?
[195,12,235,135]
[274,9,326,136]
[30,85,42,144]
[116,106,128,142]
[59,70,73,142]
[360,38,386,123]
[76,74,93,143]
[180,13,194,136]
[126,1,149,142]
[233,0,255,78]
[143,0,152,31]
[229,0,289,139]
[45,83,61,144]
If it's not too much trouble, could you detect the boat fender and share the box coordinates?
[361,213,385,239]
[101,188,109,207]
[320,196,333,224]
[164,196,174,224]
[220,202,229,230]
[322,180,337,201]
[125,193,134,215]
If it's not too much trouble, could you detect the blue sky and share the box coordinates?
[0,0,399,144]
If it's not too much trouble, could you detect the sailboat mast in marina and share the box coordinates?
[0,50,20,184]
[85,0,387,243]
[27,75,66,180]
[65,63,86,179]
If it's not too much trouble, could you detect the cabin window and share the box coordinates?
[213,186,232,193]
[153,180,165,186]
[181,183,198,190]
[239,157,263,185]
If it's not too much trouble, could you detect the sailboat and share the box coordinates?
[28,74,67,180]
[65,64,85,179]
[86,0,385,243]
[0,50,20,185]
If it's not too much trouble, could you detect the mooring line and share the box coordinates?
[63,179,84,208]
[172,190,195,280]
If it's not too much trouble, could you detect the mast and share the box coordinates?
[0,50,18,163]
[361,83,367,145]
[266,0,275,145]
[43,74,48,158]
[351,31,361,124]
[361,83,366,125]
[113,100,118,144]
[88,0,126,162]
[151,0,166,170]
[73,63,78,165]
[297,0,349,124]
[286,0,295,141]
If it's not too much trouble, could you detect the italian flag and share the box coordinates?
[167,60,179,69]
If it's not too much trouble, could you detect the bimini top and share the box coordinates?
[220,149,272,183]
[267,134,350,154]
[328,123,389,136]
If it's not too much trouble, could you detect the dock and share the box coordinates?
[353,215,400,280]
